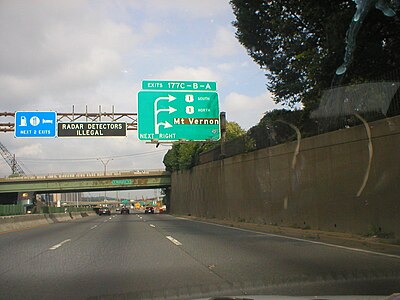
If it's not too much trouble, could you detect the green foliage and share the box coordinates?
[230,0,400,110]
[163,121,245,171]
[247,109,319,148]
[226,121,246,140]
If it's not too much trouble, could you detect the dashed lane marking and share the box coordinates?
[49,239,71,250]
[166,236,182,246]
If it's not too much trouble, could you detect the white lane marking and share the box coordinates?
[149,224,156,228]
[104,220,108,222]
[166,236,182,246]
[90,225,98,230]
[109,217,112,220]
[183,219,400,260]
[49,239,71,250]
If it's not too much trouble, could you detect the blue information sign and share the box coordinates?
[15,111,57,138]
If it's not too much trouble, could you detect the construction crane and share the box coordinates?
[0,141,26,176]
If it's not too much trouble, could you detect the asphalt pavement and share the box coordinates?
[0,210,399,299]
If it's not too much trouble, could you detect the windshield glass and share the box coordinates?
[0,1,399,299]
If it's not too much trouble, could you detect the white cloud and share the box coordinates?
[208,27,243,57]
[155,66,220,82]
[0,0,138,106]
[222,92,282,130]
[15,143,44,158]
[125,0,229,18]
[217,62,236,72]
[140,22,162,41]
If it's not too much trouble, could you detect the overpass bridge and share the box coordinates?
[0,169,171,194]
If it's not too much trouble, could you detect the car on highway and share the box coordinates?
[98,207,111,215]
[144,206,154,214]
[120,206,129,214]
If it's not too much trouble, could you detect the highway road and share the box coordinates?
[0,211,399,299]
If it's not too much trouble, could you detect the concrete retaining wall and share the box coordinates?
[0,211,95,233]
[171,116,400,238]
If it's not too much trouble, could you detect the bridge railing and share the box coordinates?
[0,169,168,181]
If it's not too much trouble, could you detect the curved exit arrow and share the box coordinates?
[154,95,177,134]
[159,121,172,129]
[155,94,176,105]
[155,121,173,134]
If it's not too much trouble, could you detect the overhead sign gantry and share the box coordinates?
[1,108,135,137]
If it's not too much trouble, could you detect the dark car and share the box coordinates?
[144,206,154,214]
[98,207,111,215]
[120,207,129,214]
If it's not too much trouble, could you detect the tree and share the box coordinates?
[163,121,246,172]
[230,0,400,110]
[226,121,246,140]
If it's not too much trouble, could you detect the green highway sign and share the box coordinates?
[142,80,217,91]
[112,179,133,185]
[138,91,220,141]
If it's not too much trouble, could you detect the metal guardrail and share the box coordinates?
[0,169,168,181]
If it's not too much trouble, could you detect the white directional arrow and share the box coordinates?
[156,106,177,115]
[155,94,176,105]
[156,121,173,134]
[160,121,173,129]
[154,95,177,134]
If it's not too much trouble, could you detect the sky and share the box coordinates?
[0,0,282,196]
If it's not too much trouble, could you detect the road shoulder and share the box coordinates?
[175,215,400,257]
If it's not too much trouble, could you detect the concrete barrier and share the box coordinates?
[0,214,52,233]
[51,213,73,223]
[70,212,83,219]
[0,211,96,233]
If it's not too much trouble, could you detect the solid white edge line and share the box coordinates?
[179,218,400,260]
[49,239,71,250]
[166,235,182,246]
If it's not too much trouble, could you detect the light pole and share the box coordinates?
[97,158,113,202]
[97,158,113,176]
